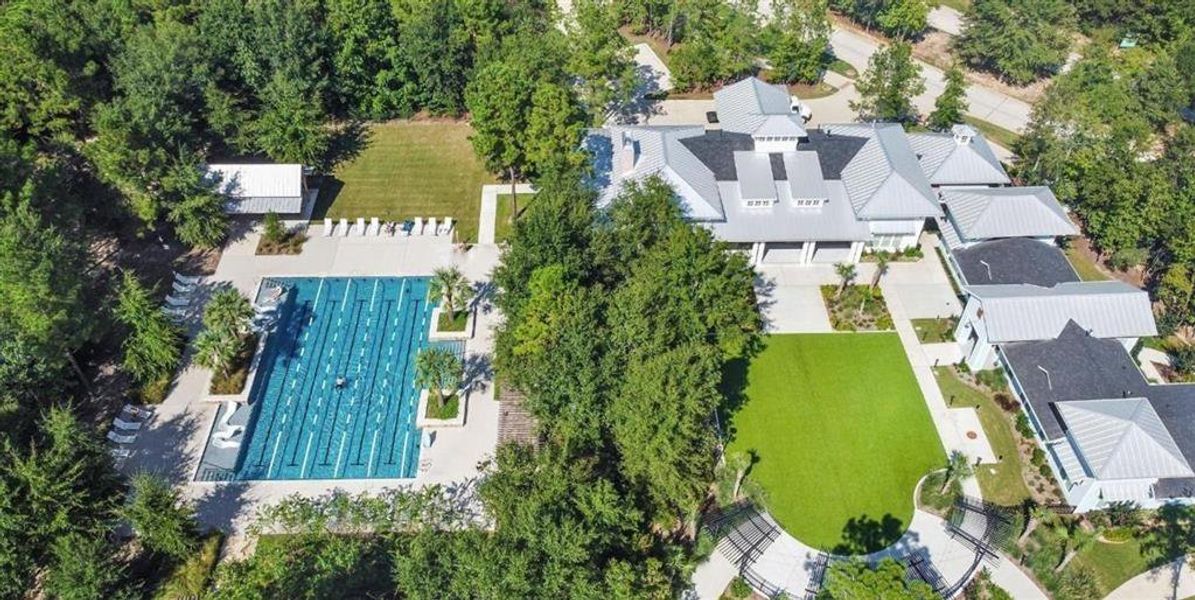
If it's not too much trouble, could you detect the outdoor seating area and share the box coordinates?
[107,404,153,462]
[322,216,454,238]
[163,272,203,323]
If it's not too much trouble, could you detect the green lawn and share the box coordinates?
[726,334,945,553]
[495,193,537,243]
[312,121,495,242]
[962,116,1022,151]
[1071,538,1154,597]
[933,367,1031,507]
[1065,247,1111,281]
[911,317,957,343]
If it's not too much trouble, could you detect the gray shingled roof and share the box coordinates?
[1001,321,1152,441]
[953,238,1079,287]
[907,125,1010,186]
[943,187,1077,241]
[1056,398,1194,479]
[827,123,941,219]
[713,77,807,137]
[970,281,1157,343]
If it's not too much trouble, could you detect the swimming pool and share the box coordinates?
[221,277,437,480]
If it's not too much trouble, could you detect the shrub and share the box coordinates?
[974,368,1008,391]
[1031,446,1046,467]
[1038,463,1052,477]
[1109,247,1148,270]
[1015,413,1034,438]
[138,374,173,405]
[993,392,1019,412]
[262,211,285,244]
[728,577,752,599]
[1102,526,1134,543]
[1172,344,1195,380]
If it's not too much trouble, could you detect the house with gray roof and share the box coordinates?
[586,77,1013,265]
[956,280,1156,369]
[998,321,1195,512]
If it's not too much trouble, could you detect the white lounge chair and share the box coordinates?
[122,404,152,419]
[164,294,190,307]
[213,437,241,449]
[338,218,349,237]
[413,217,424,235]
[110,447,132,459]
[174,273,202,285]
[428,217,438,236]
[214,425,244,440]
[162,306,187,320]
[113,417,142,431]
[439,217,453,236]
[323,217,334,236]
[172,280,194,295]
[107,430,136,444]
[367,217,380,236]
[353,217,366,236]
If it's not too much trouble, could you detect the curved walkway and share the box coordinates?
[1108,556,1195,600]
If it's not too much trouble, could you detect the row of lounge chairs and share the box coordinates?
[322,216,453,238]
[162,272,202,321]
[107,404,152,460]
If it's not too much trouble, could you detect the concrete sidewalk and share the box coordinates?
[1108,556,1195,600]
[477,184,534,245]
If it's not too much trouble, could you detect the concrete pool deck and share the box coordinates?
[117,226,503,542]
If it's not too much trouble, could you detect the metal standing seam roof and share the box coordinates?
[970,281,1157,342]
[943,187,1077,241]
[826,123,942,220]
[204,163,304,214]
[784,152,829,200]
[1057,398,1195,479]
[907,127,1011,185]
[712,77,807,138]
[734,151,777,200]
[601,125,725,220]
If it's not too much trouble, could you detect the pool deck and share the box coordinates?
[118,227,504,544]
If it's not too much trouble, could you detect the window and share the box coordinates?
[744,198,773,208]
[867,234,903,251]
[793,198,824,208]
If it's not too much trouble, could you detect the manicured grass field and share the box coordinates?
[726,333,945,553]
[312,121,495,242]
[495,193,537,244]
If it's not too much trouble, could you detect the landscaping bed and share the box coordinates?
[424,393,459,420]
[437,310,468,332]
[256,230,306,255]
[821,285,894,331]
[209,333,258,395]
[725,333,944,553]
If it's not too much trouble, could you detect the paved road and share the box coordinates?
[829,26,1033,133]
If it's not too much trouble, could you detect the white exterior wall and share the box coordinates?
[955,298,996,370]
[866,219,924,251]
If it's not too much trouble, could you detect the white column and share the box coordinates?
[850,241,865,263]
[751,242,765,266]
[800,241,816,264]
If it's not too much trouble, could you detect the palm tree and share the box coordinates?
[193,327,241,376]
[1018,502,1055,545]
[940,450,973,494]
[202,288,253,335]
[415,346,462,409]
[429,267,474,318]
[870,254,890,290]
[1055,521,1098,572]
[835,262,857,298]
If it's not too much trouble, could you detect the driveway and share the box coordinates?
[755,273,833,333]
[829,26,1032,133]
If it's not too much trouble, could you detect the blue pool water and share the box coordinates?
[233,277,437,480]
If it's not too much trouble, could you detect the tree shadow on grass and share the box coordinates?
[833,513,907,555]
[324,120,371,171]
[309,176,344,221]
[717,356,751,445]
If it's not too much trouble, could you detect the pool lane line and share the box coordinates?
[385,296,425,468]
[317,290,369,468]
[279,287,343,472]
[351,297,397,467]
[382,296,421,467]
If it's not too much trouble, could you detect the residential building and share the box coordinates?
[586,77,1011,265]
[203,163,306,215]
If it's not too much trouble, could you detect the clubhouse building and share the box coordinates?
[586,76,1009,265]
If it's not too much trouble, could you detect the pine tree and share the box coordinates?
[928,64,969,130]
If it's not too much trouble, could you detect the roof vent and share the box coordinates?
[1037,365,1052,390]
[952,124,978,145]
